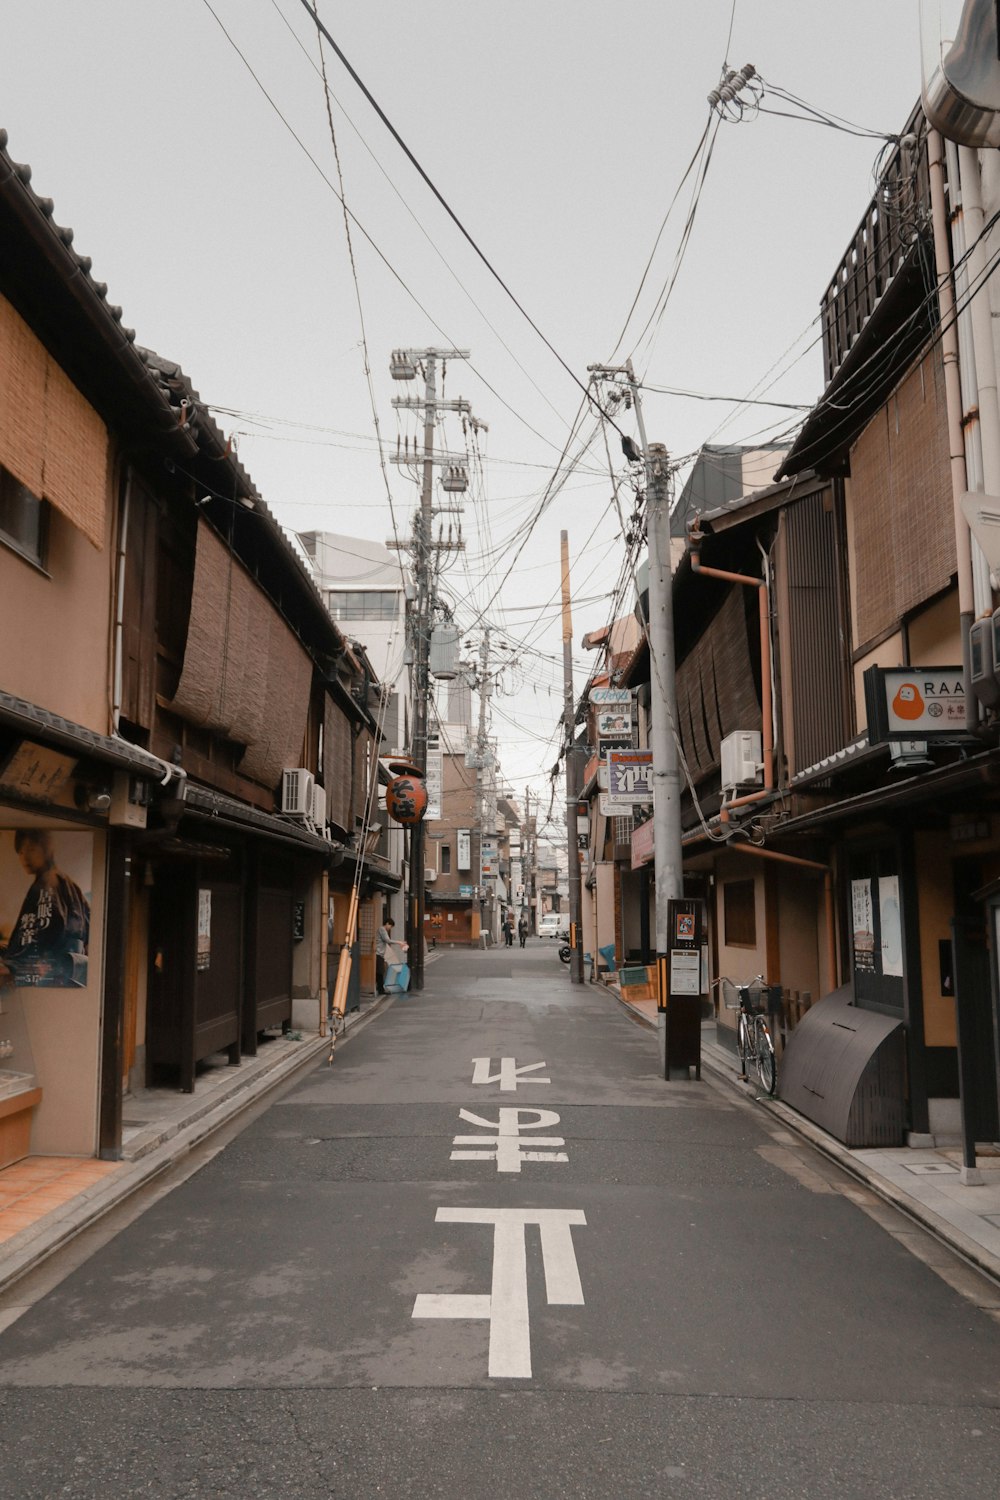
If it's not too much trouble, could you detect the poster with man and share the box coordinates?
[0,829,93,988]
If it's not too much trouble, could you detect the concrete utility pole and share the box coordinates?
[561,531,584,983]
[474,627,494,944]
[643,439,685,1066]
[587,359,684,1066]
[389,346,470,989]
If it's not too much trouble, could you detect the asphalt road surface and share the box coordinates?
[1,944,999,1498]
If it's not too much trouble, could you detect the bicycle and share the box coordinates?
[718,975,778,1096]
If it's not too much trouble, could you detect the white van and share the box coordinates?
[537,913,563,939]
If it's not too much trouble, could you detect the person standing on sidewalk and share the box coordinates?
[375,916,395,994]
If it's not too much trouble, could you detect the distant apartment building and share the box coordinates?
[298,532,410,757]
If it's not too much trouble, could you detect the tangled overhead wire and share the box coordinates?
[709,62,896,147]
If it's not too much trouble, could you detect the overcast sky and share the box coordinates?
[1,2,925,823]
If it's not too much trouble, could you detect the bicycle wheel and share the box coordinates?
[737,1014,750,1077]
[755,1015,776,1095]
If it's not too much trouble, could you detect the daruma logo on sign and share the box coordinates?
[891,683,924,720]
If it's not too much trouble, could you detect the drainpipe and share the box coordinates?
[688,528,774,819]
[727,843,838,993]
[928,128,985,712]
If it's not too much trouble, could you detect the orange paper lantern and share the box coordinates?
[386,773,428,825]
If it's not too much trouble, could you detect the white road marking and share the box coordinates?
[471,1058,550,1091]
[412,1207,587,1378]
[450,1107,568,1172]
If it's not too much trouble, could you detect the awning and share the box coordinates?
[0,690,175,782]
[180,781,346,861]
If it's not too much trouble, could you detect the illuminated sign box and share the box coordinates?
[863,666,971,742]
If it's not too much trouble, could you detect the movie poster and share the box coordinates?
[0,829,93,989]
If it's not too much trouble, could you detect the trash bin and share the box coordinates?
[384,962,410,994]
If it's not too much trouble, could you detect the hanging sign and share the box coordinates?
[457,828,472,870]
[863,666,969,740]
[589,688,632,705]
[605,749,653,807]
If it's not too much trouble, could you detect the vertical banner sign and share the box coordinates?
[425,749,443,820]
[197,888,212,971]
[851,879,875,974]
[878,875,903,977]
[457,828,471,871]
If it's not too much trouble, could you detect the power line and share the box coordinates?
[291,0,628,440]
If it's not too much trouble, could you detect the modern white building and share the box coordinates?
[299,531,412,931]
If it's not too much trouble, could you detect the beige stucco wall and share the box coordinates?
[777,871,822,1005]
[595,862,616,957]
[907,589,962,666]
[853,633,904,735]
[1,500,113,734]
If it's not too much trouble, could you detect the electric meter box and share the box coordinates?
[969,613,1000,707]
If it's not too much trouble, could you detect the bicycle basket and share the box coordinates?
[742,980,782,1014]
[720,977,741,1011]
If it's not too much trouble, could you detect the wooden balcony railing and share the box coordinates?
[820,102,933,383]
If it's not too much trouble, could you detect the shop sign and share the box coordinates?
[605,749,653,807]
[457,828,471,870]
[596,708,634,739]
[863,666,969,740]
[589,688,632,704]
[197,888,212,971]
[425,749,443,820]
[630,817,655,869]
[0,742,77,802]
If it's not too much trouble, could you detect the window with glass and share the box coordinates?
[441,845,451,874]
[328,590,400,621]
[0,466,47,567]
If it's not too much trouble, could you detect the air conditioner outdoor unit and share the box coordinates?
[281,767,314,817]
[425,867,437,882]
[310,783,327,834]
[720,730,762,791]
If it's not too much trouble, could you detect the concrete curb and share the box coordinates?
[0,996,393,1299]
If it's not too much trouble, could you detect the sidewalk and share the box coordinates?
[0,993,392,1299]
[611,982,1000,1287]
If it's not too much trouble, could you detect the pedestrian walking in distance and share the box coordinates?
[375,916,395,994]
[518,915,528,948]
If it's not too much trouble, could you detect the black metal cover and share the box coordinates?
[779,985,906,1147]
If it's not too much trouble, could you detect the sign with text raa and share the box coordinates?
[863,666,969,741]
[605,749,653,808]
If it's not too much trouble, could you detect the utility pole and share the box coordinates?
[389,347,470,990]
[587,359,684,1068]
[473,627,494,944]
[561,531,584,983]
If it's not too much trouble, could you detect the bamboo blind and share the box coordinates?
[171,519,313,789]
[0,294,108,549]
